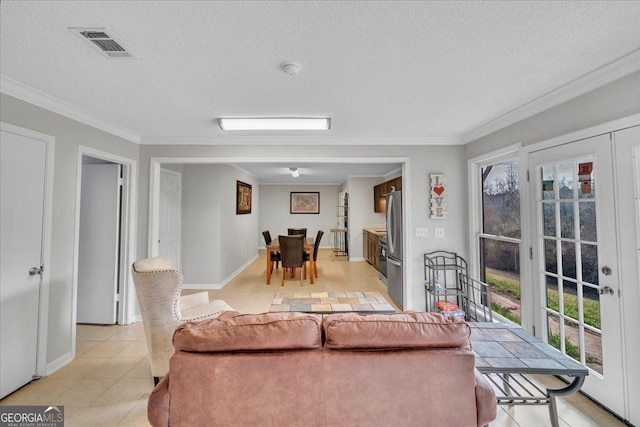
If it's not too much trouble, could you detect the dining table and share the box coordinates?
[266,237,315,285]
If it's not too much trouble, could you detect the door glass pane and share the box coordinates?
[541,164,555,200]
[583,285,601,330]
[581,244,599,286]
[563,318,582,363]
[561,241,577,280]
[579,202,597,242]
[577,156,595,200]
[482,159,520,238]
[563,281,579,321]
[543,203,555,236]
[545,274,559,311]
[558,162,574,199]
[544,239,557,274]
[547,312,561,350]
[586,329,603,374]
[560,202,575,239]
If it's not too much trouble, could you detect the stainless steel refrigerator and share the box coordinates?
[386,190,403,309]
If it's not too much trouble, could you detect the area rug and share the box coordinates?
[269,291,396,314]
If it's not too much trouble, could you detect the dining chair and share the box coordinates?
[278,235,306,286]
[311,230,323,278]
[262,230,280,271]
[287,227,307,237]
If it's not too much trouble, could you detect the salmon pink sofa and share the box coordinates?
[148,311,497,427]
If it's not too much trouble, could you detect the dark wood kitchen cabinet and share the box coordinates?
[373,177,402,213]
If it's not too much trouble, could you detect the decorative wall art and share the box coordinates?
[290,192,320,214]
[430,174,447,219]
[236,181,252,215]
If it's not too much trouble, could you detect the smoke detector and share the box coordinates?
[281,62,301,76]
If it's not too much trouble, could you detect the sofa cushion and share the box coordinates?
[323,311,471,350]
[173,312,323,352]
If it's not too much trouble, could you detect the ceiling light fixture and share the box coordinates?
[289,167,300,177]
[218,117,331,131]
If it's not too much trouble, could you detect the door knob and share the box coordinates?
[29,266,43,276]
[598,286,614,295]
[601,266,612,276]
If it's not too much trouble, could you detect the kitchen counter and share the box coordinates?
[364,228,387,236]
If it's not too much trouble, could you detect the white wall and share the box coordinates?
[258,184,339,247]
[0,93,139,369]
[343,177,386,260]
[180,164,258,285]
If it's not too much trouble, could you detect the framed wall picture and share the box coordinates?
[290,192,320,214]
[236,181,252,215]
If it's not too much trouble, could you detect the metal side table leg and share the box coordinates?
[546,376,586,427]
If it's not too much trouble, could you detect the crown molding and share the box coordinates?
[1,75,141,144]
[462,48,640,144]
[140,135,463,146]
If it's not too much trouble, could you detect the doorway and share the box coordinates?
[72,147,137,346]
[528,133,624,414]
[76,156,123,324]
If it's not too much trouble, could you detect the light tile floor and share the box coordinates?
[0,250,627,426]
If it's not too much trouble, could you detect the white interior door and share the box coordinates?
[529,133,624,414]
[77,163,121,324]
[0,128,46,398]
[158,168,181,268]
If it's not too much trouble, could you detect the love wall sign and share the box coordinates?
[430,174,447,219]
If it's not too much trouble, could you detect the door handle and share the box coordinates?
[598,286,614,295]
[29,266,43,276]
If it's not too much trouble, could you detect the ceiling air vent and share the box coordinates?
[70,27,135,58]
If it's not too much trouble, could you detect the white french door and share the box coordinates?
[528,133,624,414]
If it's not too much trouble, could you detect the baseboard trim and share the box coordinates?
[349,257,365,262]
[183,254,258,290]
[45,352,74,376]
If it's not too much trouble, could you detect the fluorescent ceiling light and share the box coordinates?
[289,167,300,177]
[218,117,330,131]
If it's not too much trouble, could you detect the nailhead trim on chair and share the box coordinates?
[133,269,229,321]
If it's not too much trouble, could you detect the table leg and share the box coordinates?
[546,376,586,427]
[501,373,514,406]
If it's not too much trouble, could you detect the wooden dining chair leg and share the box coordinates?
[300,263,306,286]
[314,261,318,278]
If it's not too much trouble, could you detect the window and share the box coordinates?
[478,157,522,324]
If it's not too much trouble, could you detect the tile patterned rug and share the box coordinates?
[269,291,396,314]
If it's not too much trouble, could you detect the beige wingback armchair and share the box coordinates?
[131,257,234,384]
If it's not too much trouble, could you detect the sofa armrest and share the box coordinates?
[474,370,497,427]
[179,291,210,309]
[148,374,170,427]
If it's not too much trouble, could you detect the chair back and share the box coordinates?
[287,228,307,237]
[262,230,273,246]
[313,230,324,261]
[131,257,182,377]
[278,235,305,268]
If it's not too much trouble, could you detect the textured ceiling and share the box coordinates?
[1,1,639,147]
